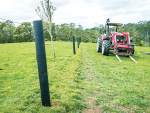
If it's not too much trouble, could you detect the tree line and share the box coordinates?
[0,20,33,43]
[0,20,150,46]
[117,21,150,46]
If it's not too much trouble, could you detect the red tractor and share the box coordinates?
[97,19,137,63]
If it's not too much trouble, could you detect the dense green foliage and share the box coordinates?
[117,21,150,46]
[0,21,34,43]
[0,20,150,46]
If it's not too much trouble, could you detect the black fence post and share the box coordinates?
[77,37,79,48]
[79,38,81,44]
[33,20,50,106]
[72,36,75,54]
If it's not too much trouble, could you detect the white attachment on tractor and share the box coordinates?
[115,54,138,63]
[129,56,138,63]
[116,54,122,62]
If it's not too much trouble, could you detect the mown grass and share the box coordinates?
[80,43,150,112]
[0,41,150,113]
[0,41,87,112]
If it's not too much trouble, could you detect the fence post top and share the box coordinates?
[33,20,42,22]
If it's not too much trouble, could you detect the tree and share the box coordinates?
[0,22,7,43]
[0,20,15,43]
[59,23,70,41]
[69,23,76,39]
[35,0,56,58]
[21,22,33,42]
[14,25,23,42]
[99,24,104,35]
[4,24,15,43]
[76,24,83,38]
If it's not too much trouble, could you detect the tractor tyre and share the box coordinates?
[132,50,134,55]
[97,37,102,52]
[102,40,110,55]
[130,42,134,55]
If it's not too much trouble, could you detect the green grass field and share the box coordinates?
[0,41,150,113]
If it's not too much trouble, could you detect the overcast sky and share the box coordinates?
[0,0,150,29]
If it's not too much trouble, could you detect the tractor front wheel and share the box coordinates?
[102,40,110,55]
[130,42,134,55]
[97,37,102,52]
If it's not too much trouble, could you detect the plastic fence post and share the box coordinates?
[72,36,76,54]
[79,38,81,45]
[77,37,79,48]
[33,20,50,106]
[79,38,80,45]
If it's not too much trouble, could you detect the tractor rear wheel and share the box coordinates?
[130,42,134,55]
[97,37,102,52]
[102,40,110,55]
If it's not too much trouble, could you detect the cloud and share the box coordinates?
[52,0,72,7]
[0,0,40,22]
[0,0,150,29]
[53,0,105,28]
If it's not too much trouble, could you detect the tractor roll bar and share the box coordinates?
[105,22,123,26]
[104,22,123,39]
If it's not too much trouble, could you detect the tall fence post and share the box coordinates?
[77,37,79,48]
[72,36,75,54]
[33,20,50,106]
[79,38,81,45]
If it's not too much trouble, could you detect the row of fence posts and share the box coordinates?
[33,20,82,107]
[72,36,81,54]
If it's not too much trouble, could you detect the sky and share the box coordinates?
[0,0,150,29]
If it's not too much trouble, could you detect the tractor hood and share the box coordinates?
[115,32,124,36]
[112,31,124,36]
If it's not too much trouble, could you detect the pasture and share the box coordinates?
[0,41,150,112]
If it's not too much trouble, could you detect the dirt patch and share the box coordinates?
[82,105,102,113]
[101,101,135,112]
[82,95,135,113]
[82,92,103,113]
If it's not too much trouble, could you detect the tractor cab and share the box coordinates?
[103,22,123,39]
